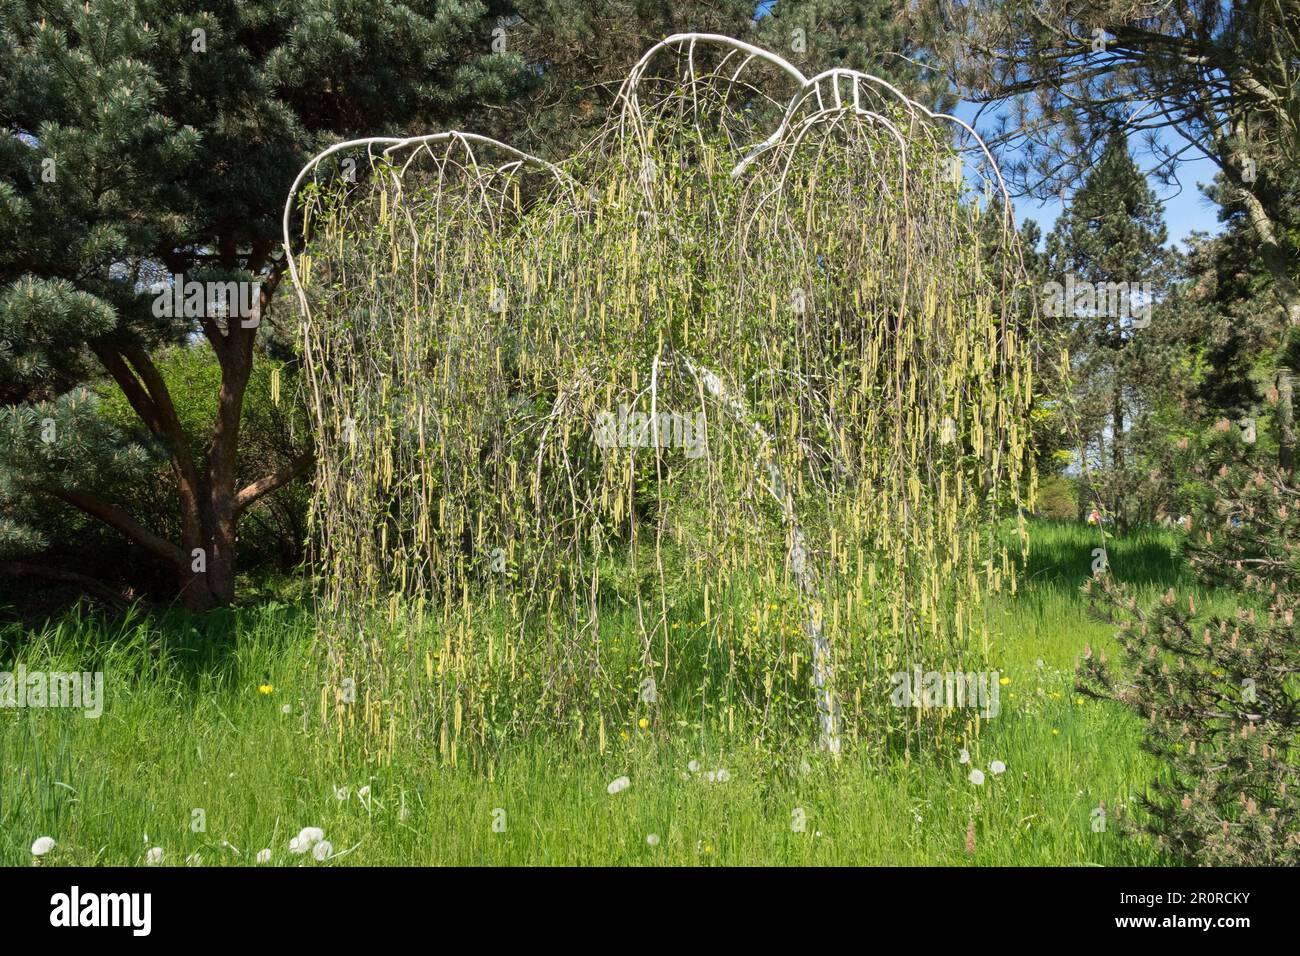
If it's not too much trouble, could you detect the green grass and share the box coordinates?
[0,520,1223,865]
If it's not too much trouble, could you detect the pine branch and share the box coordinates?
[233,453,314,516]
[50,489,185,569]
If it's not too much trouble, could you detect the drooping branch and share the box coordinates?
[673,352,840,753]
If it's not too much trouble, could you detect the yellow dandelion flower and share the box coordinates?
[638,717,649,730]
[619,730,629,742]
[258,683,274,695]
[1075,697,1085,706]
[1051,728,1061,736]
[998,676,1010,686]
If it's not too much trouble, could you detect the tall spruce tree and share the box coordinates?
[0,0,530,609]
[1044,130,1174,525]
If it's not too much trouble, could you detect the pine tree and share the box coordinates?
[0,1,529,609]
[485,1,947,156]
[1079,421,1300,865]
[1044,130,1174,526]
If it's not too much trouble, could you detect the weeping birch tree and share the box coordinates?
[286,35,1037,759]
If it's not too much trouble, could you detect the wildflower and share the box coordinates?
[1051,728,1061,736]
[968,769,985,785]
[607,775,631,795]
[335,786,349,800]
[638,717,649,730]
[990,760,1006,775]
[291,826,324,854]
[312,840,333,861]
[1075,697,1084,706]
[145,847,164,865]
[958,748,970,765]
[31,837,55,857]
[687,760,700,773]
[646,833,660,846]
[258,683,273,694]
[358,785,371,799]
[256,848,272,864]
[281,703,291,714]
[998,676,1010,686]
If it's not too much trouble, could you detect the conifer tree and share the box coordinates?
[0,0,529,608]
[1044,130,1174,525]
[1080,422,1300,864]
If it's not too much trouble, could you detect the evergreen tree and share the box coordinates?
[0,0,529,609]
[485,1,948,156]
[1080,424,1300,864]
[1044,130,1174,525]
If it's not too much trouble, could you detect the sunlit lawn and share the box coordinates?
[0,521,1214,865]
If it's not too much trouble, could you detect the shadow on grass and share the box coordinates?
[0,598,316,696]
[1010,520,1192,592]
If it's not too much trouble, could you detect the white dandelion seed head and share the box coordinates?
[646,833,660,846]
[312,840,333,861]
[715,768,731,782]
[289,837,306,854]
[145,846,164,865]
[335,786,349,801]
[687,760,700,773]
[968,769,985,786]
[30,837,55,857]
[297,826,324,845]
[990,760,1006,775]
[607,775,631,795]
[357,785,371,798]
[799,760,812,775]
[281,703,291,714]
[915,814,923,823]
[256,848,272,864]
[958,748,970,764]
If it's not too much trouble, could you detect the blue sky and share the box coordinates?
[948,99,1224,249]
[748,2,1224,249]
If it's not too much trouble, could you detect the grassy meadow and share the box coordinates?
[0,520,1222,866]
